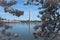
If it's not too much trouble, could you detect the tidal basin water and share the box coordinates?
[0,22,44,40]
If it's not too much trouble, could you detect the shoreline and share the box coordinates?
[0,20,41,23]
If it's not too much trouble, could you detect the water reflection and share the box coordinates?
[0,22,20,40]
[0,22,44,40]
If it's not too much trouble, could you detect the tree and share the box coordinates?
[24,0,60,40]
[0,0,22,40]
[0,0,60,40]
[0,0,24,17]
[0,0,24,27]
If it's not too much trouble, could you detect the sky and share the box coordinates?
[0,0,60,20]
[0,0,43,20]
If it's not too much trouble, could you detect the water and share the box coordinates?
[0,22,44,40]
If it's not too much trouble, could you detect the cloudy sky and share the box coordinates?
[0,0,43,20]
